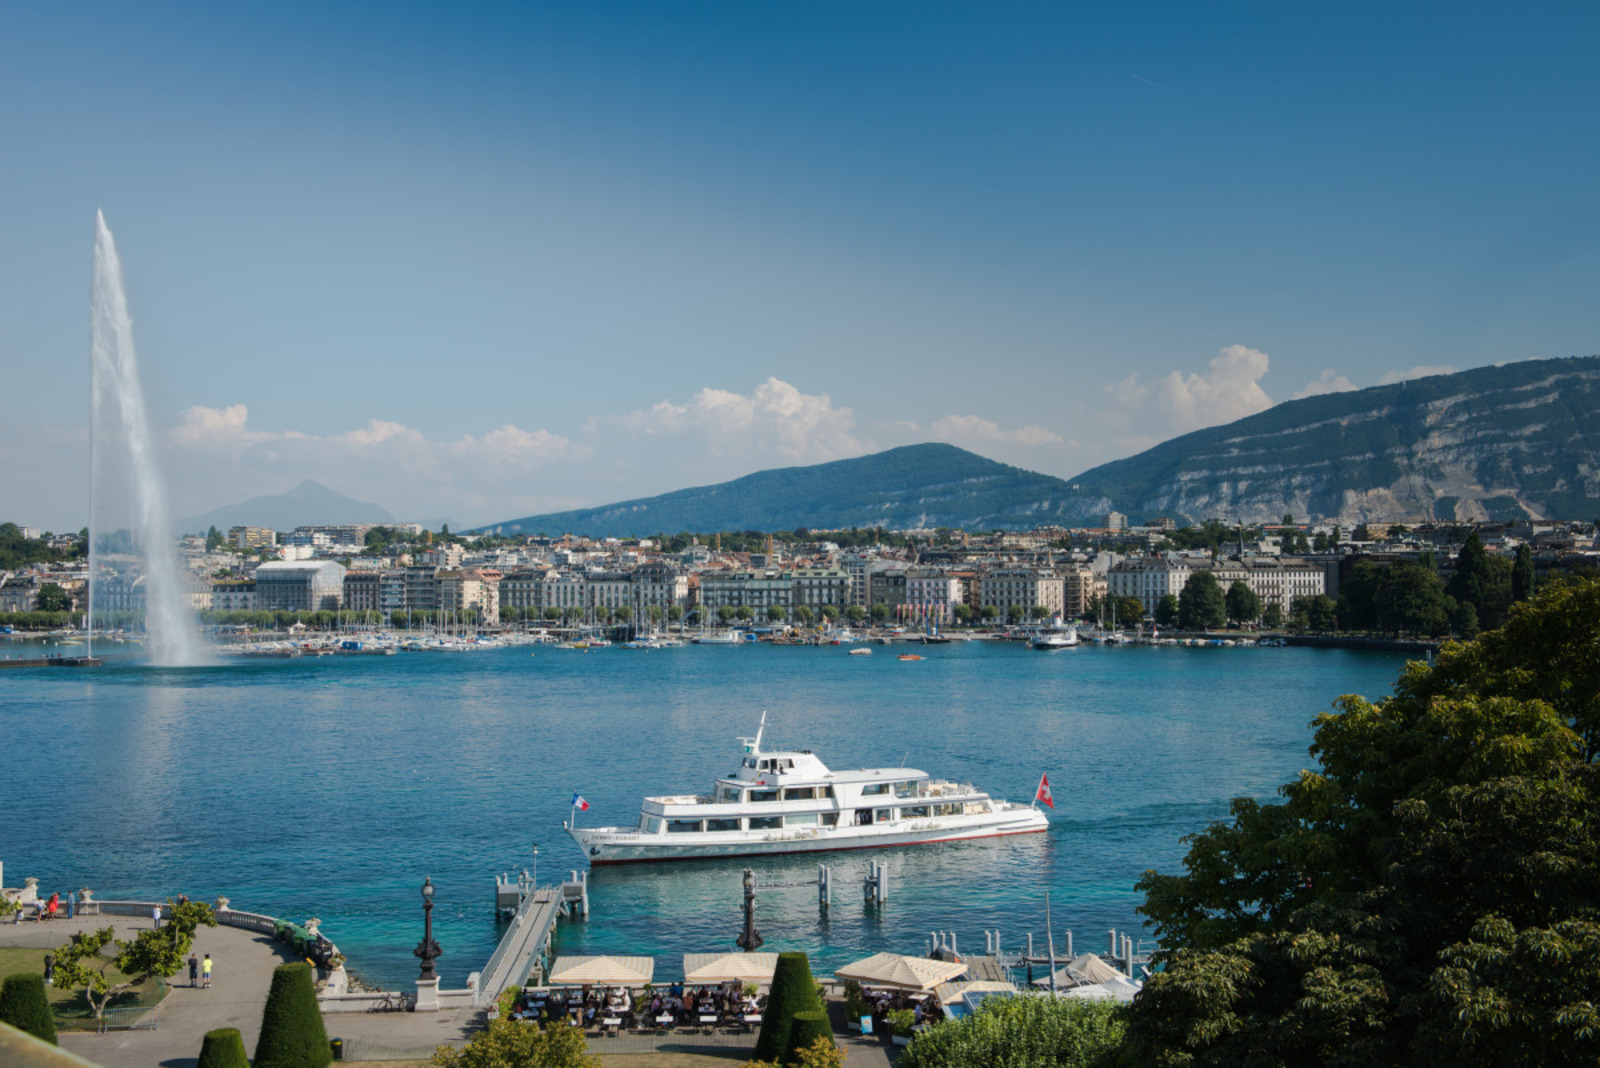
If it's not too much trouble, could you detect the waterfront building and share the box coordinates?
[404,566,441,614]
[1106,555,1194,613]
[343,570,382,613]
[1060,563,1107,618]
[791,568,850,613]
[438,568,499,620]
[0,575,39,612]
[633,562,689,616]
[212,578,257,612]
[838,553,872,607]
[905,569,963,624]
[255,560,346,612]
[698,569,797,613]
[979,568,1065,618]
[498,568,551,616]
[868,564,908,609]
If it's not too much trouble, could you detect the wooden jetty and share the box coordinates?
[0,655,104,670]
[473,872,589,1008]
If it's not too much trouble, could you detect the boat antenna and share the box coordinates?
[740,710,768,755]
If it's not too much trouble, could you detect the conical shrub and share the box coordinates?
[253,962,331,1068]
[753,951,822,1063]
[782,1008,835,1065]
[196,1026,250,1068]
[0,973,57,1045]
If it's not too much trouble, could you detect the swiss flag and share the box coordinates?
[1035,773,1054,809]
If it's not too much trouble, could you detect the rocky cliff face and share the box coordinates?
[1069,356,1600,524]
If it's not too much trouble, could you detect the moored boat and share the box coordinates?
[565,714,1049,864]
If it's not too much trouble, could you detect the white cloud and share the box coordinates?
[608,377,862,463]
[167,405,589,524]
[926,414,1063,447]
[1106,344,1275,435]
[1293,369,1358,399]
[1378,364,1457,385]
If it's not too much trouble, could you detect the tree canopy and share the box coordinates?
[1178,571,1225,630]
[1125,574,1600,1065]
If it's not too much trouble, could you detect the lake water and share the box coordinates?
[0,637,1411,989]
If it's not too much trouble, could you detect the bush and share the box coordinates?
[753,952,823,1063]
[432,1016,599,1068]
[783,1010,834,1065]
[791,1034,846,1068]
[897,996,1126,1068]
[254,962,331,1068]
[196,1027,250,1068]
[0,972,57,1045]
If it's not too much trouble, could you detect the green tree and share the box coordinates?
[953,603,973,625]
[50,926,124,1023]
[0,973,57,1045]
[206,526,225,551]
[432,1016,599,1068]
[1178,571,1226,630]
[116,899,217,980]
[1447,531,1513,630]
[897,996,1125,1068]
[1336,558,1381,631]
[1261,602,1284,629]
[1224,581,1260,624]
[1007,604,1026,624]
[254,962,331,1068]
[717,605,736,623]
[196,1027,250,1068]
[1114,596,1145,626]
[767,605,786,622]
[1378,559,1450,636]
[1154,594,1180,628]
[667,605,683,623]
[793,605,813,625]
[1512,543,1536,603]
[35,583,71,612]
[614,606,632,622]
[1125,575,1600,1064]
[736,605,755,622]
[981,604,999,624]
[845,605,864,625]
[1031,605,1051,620]
[870,604,890,624]
[754,952,825,1063]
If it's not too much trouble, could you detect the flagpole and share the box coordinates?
[1045,890,1058,996]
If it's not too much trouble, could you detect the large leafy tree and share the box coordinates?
[1125,575,1600,1065]
[1224,581,1260,624]
[1177,571,1225,630]
[1446,532,1513,630]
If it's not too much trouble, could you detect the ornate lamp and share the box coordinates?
[414,877,442,981]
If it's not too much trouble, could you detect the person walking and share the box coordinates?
[152,903,162,929]
[201,953,212,989]
[188,954,199,988]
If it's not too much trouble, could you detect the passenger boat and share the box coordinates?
[1028,620,1079,650]
[565,714,1049,864]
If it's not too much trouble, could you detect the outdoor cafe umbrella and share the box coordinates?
[834,952,968,993]
[1031,953,1122,988]
[682,952,779,985]
[547,955,656,986]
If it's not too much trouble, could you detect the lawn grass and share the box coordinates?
[0,944,169,1030]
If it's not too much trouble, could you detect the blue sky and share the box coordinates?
[5,2,1599,530]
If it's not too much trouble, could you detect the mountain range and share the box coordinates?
[486,355,1600,535]
[179,479,394,534]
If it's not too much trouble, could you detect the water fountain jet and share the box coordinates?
[89,211,208,666]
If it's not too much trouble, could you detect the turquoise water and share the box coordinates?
[0,639,1410,988]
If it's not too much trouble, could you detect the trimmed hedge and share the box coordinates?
[753,951,822,1063]
[783,1009,834,1065]
[196,1026,250,1068]
[254,962,331,1068]
[0,973,57,1045]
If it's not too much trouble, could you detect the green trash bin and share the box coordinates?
[331,1037,343,1061]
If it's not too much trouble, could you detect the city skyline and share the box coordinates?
[4,3,1598,530]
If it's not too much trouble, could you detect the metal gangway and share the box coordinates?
[473,870,588,1008]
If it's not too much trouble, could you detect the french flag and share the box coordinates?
[571,793,590,811]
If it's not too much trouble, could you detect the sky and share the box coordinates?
[4,2,1600,531]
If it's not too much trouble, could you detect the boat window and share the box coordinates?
[785,813,819,827]
[747,815,781,830]
[667,820,703,834]
[874,808,894,823]
[855,809,873,826]
[782,759,795,770]
[861,783,890,796]
[823,785,836,799]
[783,787,815,801]
[718,786,742,803]
[742,758,756,769]
[646,818,663,834]
[750,789,779,803]
[966,801,992,814]
[934,803,961,817]
[894,782,918,798]
[901,805,930,819]
[705,818,740,832]
[821,813,839,828]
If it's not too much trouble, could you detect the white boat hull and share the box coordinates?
[568,805,1048,865]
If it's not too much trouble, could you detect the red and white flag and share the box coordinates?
[1035,773,1054,809]
[571,793,590,811]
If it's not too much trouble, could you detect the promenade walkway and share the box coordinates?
[0,914,894,1067]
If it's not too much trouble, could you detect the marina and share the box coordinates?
[0,637,1413,991]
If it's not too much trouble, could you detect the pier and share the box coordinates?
[472,870,589,1008]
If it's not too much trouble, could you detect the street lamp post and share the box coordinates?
[414,877,442,981]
